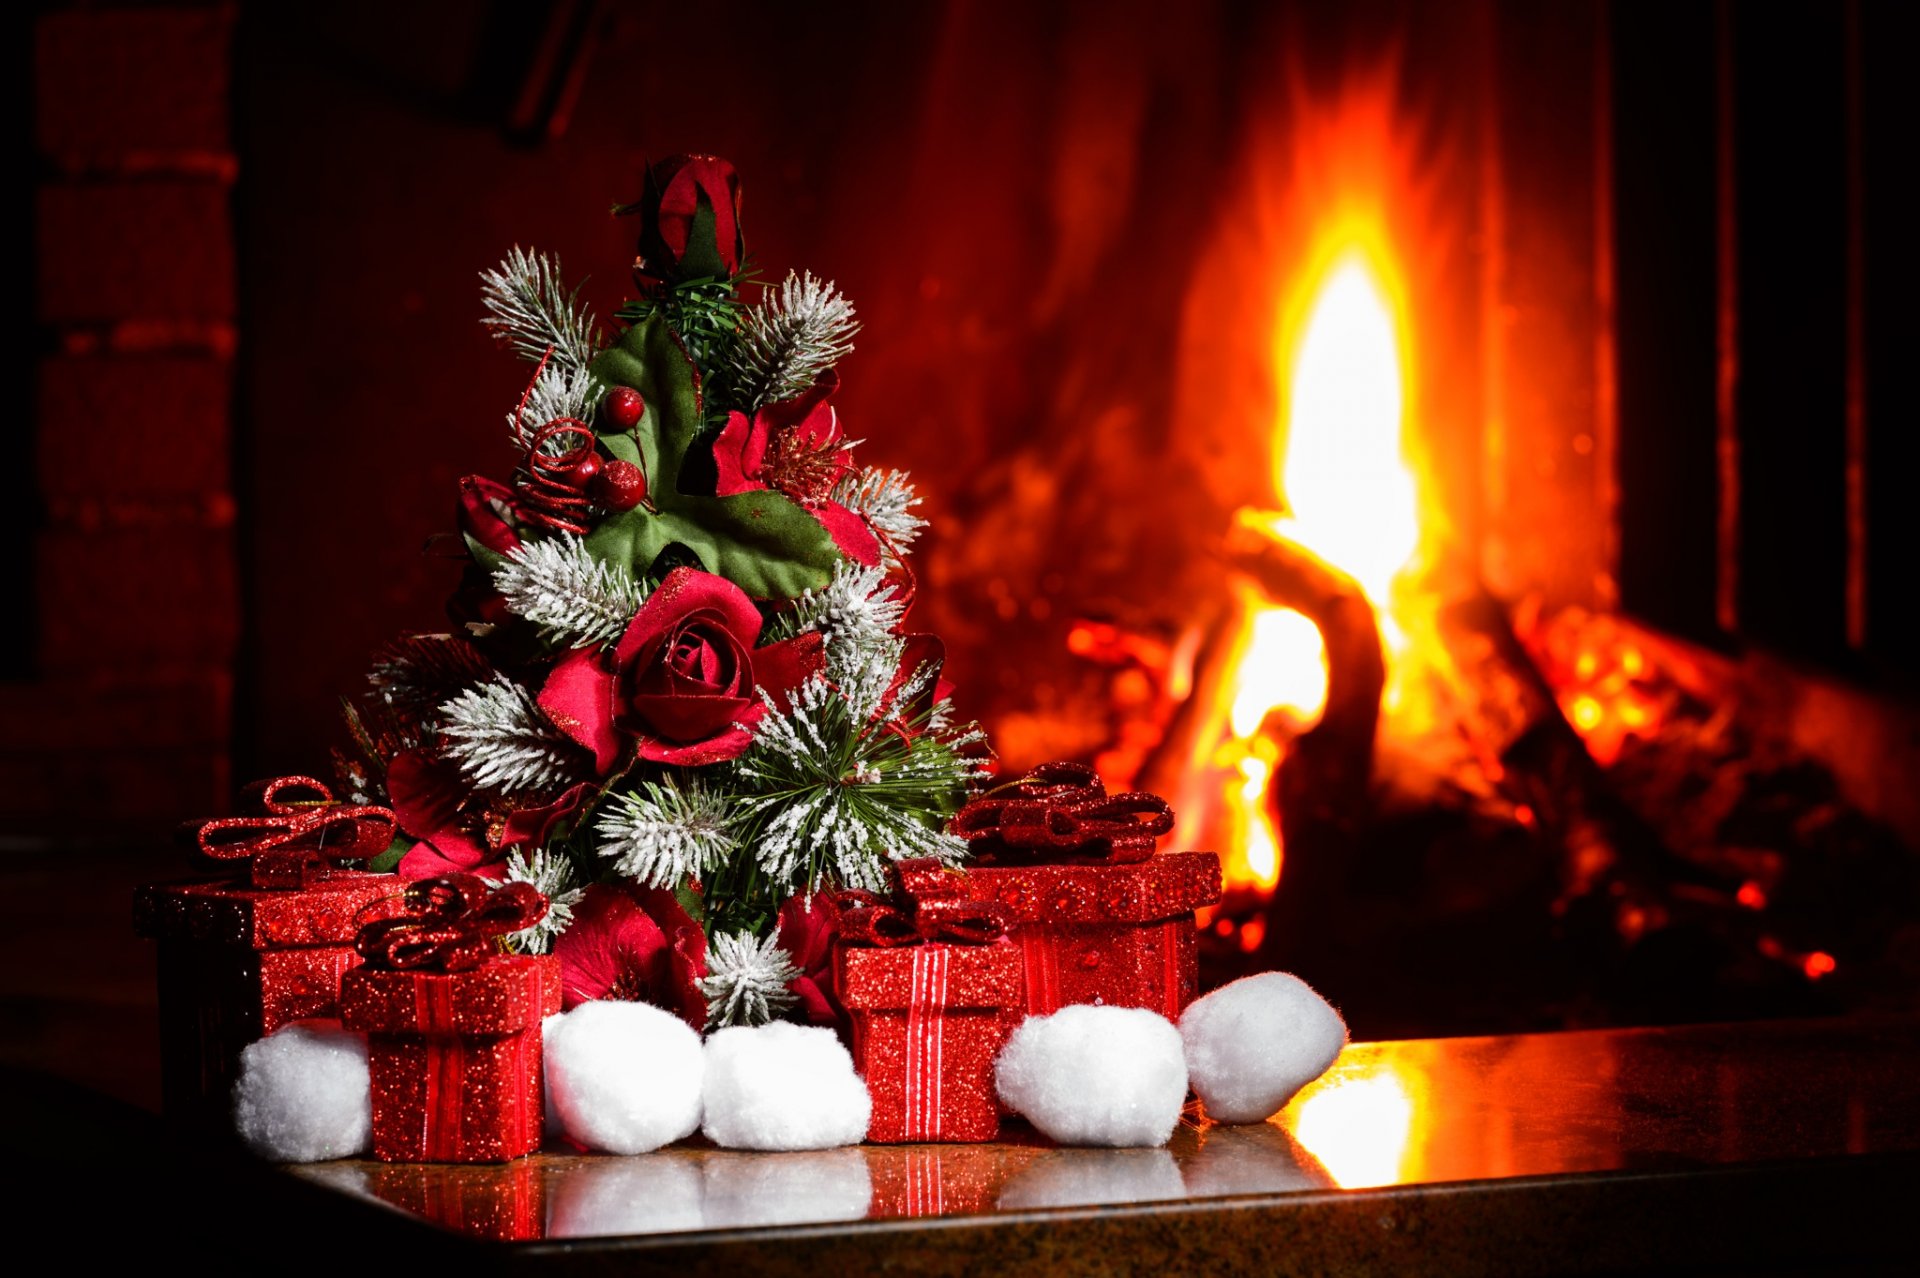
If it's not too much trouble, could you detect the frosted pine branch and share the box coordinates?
[503,846,585,955]
[509,362,599,453]
[830,467,926,563]
[698,930,800,1028]
[493,537,648,647]
[785,561,907,709]
[595,777,741,889]
[736,676,985,894]
[368,634,493,713]
[723,271,859,411]
[438,675,586,794]
[480,247,601,376]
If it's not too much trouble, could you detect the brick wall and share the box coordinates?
[2,6,238,834]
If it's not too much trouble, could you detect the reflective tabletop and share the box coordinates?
[288,1016,1920,1267]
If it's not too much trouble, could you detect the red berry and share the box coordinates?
[567,451,603,488]
[592,459,648,511]
[604,387,645,430]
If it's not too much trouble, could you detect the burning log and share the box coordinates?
[1220,517,1386,972]
[1438,594,1735,912]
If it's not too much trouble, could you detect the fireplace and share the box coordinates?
[11,0,1916,1042]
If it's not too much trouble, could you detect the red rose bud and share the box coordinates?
[456,474,524,557]
[604,386,645,430]
[626,154,744,291]
[591,459,648,511]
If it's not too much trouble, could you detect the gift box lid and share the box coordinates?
[955,851,1221,925]
[834,941,1023,1011]
[134,871,401,949]
[341,953,560,1035]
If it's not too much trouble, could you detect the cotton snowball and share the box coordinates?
[994,1005,1188,1147]
[231,1019,371,1162]
[1179,970,1346,1124]
[545,999,705,1154]
[700,1022,871,1150]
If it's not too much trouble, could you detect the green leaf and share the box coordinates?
[368,834,412,874]
[586,316,839,600]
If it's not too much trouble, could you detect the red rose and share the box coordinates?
[553,883,708,1030]
[540,566,823,770]
[628,154,744,293]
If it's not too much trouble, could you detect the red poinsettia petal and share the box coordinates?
[712,410,769,497]
[614,568,765,670]
[776,893,845,1031]
[751,631,826,706]
[553,884,669,1009]
[811,501,882,567]
[385,749,466,840]
[540,647,622,774]
[501,782,593,851]
[632,886,709,1031]
[399,829,503,881]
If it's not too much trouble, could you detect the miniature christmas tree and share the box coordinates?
[340,155,989,1030]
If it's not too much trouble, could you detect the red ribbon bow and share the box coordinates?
[353,873,549,973]
[193,775,398,890]
[949,762,1173,865]
[832,860,1010,948]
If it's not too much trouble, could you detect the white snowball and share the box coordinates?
[701,1149,874,1228]
[546,1155,705,1237]
[1179,970,1347,1124]
[994,1005,1188,1147]
[700,1022,871,1150]
[231,1019,371,1162]
[544,999,705,1154]
[997,1148,1187,1209]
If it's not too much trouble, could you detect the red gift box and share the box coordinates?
[954,851,1222,1020]
[342,953,561,1164]
[837,938,1023,1144]
[134,870,399,1126]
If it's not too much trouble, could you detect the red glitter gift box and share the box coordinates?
[946,763,1222,1020]
[134,871,399,1125]
[342,952,561,1164]
[837,937,1023,1144]
[955,851,1221,1019]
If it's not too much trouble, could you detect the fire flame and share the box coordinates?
[1210,237,1422,898]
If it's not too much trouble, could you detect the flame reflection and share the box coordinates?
[1284,1059,1421,1189]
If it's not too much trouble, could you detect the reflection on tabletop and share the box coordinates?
[288,1020,1920,1241]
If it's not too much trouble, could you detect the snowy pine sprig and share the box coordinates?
[368,634,493,713]
[481,247,601,376]
[493,537,648,647]
[734,674,988,894]
[721,271,859,412]
[830,467,927,563]
[779,561,907,705]
[509,362,599,453]
[502,845,585,955]
[697,930,801,1028]
[437,675,585,794]
[595,776,741,889]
